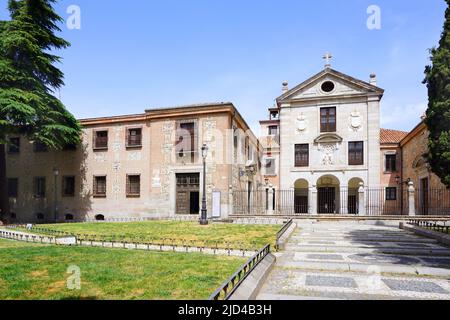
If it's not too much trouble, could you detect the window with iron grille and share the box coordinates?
[268,126,278,136]
[8,137,20,154]
[34,177,46,198]
[93,176,107,197]
[126,127,142,148]
[33,141,48,153]
[385,154,397,172]
[295,144,309,167]
[386,187,397,201]
[8,178,18,198]
[320,107,336,132]
[348,141,364,165]
[63,176,75,197]
[126,175,141,197]
[93,130,108,150]
[265,158,276,175]
[175,121,198,163]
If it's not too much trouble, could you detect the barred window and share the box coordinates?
[34,177,46,198]
[8,138,20,154]
[386,187,397,201]
[93,130,108,150]
[127,127,142,148]
[268,126,278,136]
[63,176,75,197]
[93,176,107,197]
[385,154,397,172]
[349,141,364,165]
[126,175,141,197]
[175,120,198,163]
[264,158,276,175]
[8,178,18,198]
[295,144,309,167]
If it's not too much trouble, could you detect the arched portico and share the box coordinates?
[316,175,340,214]
[347,178,364,214]
[294,179,309,214]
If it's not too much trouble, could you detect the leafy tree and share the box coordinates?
[0,0,81,221]
[424,0,450,188]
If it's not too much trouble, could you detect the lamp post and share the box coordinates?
[53,167,59,222]
[200,144,209,225]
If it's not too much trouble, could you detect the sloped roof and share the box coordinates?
[380,128,409,144]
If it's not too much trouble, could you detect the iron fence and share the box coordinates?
[233,190,267,215]
[415,188,450,216]
[365,187,403,216]
[208,244,271,300]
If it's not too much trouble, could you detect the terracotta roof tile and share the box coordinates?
[380,128,409,144]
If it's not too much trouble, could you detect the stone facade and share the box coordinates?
[6,103,262,222]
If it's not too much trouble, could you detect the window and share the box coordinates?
[93,176,107,197]
[126,174,141,197]
[33,141,48,153]
[268,126,278,136]
[8,178,18,198]
[320,107,336,132]
[63,176,75,197]
[8,138,20,154]
[321,81,335,93]
[295,144,309,167]
[386,187,397,201]
[175,121,197,163]
[65,214,74,221]
[349,141,364,165]
[36,213,45,220]
[385,154,397,172]
[245,136,250,160]
[34,177,46,198]
[93,130,108,150]
[126,127,142,148]
[95,214,105,221]
[264,159,276,175]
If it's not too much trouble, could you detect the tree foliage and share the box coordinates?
[424,0,450,188]
[0,0,81,148]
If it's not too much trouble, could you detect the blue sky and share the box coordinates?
[0,0,447,133]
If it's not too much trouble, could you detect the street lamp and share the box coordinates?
[200,144,209,225]
[53,167,59,223]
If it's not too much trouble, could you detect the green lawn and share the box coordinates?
[27,221,279,249]
[0,238,245,300]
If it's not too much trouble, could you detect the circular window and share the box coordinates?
[321,81,335,93]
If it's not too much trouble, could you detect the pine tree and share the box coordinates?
[0,0,81,221]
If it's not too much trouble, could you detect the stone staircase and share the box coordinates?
[257,221,450,300]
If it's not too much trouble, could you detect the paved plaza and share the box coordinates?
[257,221,450,300]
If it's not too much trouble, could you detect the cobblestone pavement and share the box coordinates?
[257,222,450,300]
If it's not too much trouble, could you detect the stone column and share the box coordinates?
[310,185,318,215]
[267,185,274,215]
[228,185,233,217]
[408,181,416,217]
[358,182,366,216]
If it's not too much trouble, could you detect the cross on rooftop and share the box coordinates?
[323,52,333,68]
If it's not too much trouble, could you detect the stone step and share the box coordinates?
[257,269,450,300]
[275,259,450,277]
[284,245,450,256]
[290,236,438,244]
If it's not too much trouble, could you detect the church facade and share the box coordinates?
[260,65,383,214]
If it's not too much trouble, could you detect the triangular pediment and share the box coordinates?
[277,68,384,103]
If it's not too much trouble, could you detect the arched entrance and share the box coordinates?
[317,175,340,214]
[294,179,309,214]
[347,178,363,214]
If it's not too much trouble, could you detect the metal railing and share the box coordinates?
[275,219,293,250]
[408,219,450,234]
[208,244,271,300]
